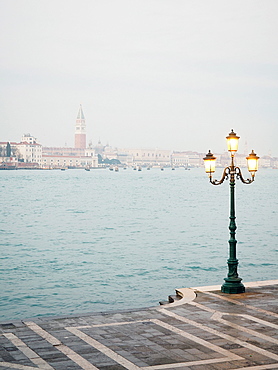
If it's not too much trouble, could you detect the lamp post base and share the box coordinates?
[221,278,245,294]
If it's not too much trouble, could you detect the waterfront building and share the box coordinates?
[171,151,202,167]
[75,104,86,149]
[117,152,133,165]
[42,143,98,169]
[272,157,278,168]
[42,154,98,169]
[260,155,272,168]
[0,134,42,168]
[120,148,172,167]
[42,146,85,157]
[17,135,42,166]
[171,152,189,167]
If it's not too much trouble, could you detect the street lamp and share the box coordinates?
[203,130,259,294]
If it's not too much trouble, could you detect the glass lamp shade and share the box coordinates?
[226,129,240,153]
[203,150,216,173]
[246,150,259,173]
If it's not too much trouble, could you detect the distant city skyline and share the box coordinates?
[1,1,278,156]
[2,104,275,159]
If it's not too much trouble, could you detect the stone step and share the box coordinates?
[159,300,169,306]
[159,291,183,305]
[168,294,182,303]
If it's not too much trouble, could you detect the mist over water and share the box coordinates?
[0,168,277,321]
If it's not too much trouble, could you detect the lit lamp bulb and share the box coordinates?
[203,150,216,175]
[226,129,240,154]
[246,150,259,177]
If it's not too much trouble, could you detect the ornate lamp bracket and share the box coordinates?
[235,167,254,184]
[210,167,230,185]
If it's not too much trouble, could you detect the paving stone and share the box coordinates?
[0,281,278,369]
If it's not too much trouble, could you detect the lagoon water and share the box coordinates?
[0,167,277,321]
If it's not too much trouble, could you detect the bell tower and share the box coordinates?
[75,104,86,149]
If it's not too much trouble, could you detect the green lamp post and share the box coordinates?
[203,130,259,294]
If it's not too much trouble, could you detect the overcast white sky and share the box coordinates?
[1,0,278,156]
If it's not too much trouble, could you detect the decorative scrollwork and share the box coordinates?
[209,166,254,185]
[210,167,230,185]
[235,167,254,184]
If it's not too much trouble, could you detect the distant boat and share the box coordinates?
[85,165,90,171]
[161,167,164,171]
[123,166,127,170]
[172,166,175,170]
[61,167,67,171]
[115,166,119,172]
[147,166,150,170]
[133,166,137,170]
[109,165,114,171]
[138,166,142,171]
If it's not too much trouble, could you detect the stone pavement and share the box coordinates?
[0,280,277,370]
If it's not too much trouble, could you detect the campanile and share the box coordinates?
[75,105,86,149]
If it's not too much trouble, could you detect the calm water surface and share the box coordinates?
[0,167,277,321]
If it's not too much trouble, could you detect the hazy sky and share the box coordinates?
[1,0,278,156]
